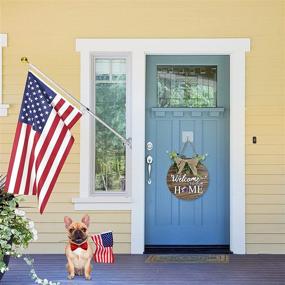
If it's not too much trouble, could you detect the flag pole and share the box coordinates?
[20,57,132,148]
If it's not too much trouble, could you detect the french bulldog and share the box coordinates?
[64,214,93,280]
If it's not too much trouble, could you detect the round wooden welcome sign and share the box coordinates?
[166,162,209,200]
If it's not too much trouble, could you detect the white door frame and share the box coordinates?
[76,38,250,254]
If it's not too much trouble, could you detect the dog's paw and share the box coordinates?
[67,274,75,280]
[85,275,92,280]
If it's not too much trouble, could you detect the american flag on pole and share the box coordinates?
[5,71,82,213]
[91,231,115,263]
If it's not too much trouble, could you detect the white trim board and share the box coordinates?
[0,34,9,116]
[75,38,250,254]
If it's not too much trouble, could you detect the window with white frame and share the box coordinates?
[92,56,130,194]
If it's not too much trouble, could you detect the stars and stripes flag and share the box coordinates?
[5,71,82,213]
[91,231,115,263]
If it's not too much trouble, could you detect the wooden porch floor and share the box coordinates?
[1,254,285,284]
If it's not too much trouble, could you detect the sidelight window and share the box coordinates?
[93,58,127,193]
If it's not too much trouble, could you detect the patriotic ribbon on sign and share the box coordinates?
[91,231,114,263]
[5,71,82,213]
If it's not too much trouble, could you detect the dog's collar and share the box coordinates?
[70,240,88,251]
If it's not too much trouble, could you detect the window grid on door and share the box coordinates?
[157,65,217,108]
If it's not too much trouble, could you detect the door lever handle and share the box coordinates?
[146,155,153,184]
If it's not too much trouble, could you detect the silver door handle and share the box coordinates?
[146,155,153,184]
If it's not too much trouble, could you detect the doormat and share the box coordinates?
[145,254,229,264]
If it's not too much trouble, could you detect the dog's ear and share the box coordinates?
[81,214,90,227]
[64,216,73,229]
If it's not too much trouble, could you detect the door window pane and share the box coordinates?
[157,66,217,107]
[94,58,126,192]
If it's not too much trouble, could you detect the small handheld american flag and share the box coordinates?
[91,231,114,263]
[5,71,82,213]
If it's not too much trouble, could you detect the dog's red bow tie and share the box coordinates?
[70,241,88,251]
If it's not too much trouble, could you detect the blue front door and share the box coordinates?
[145,55,230,245]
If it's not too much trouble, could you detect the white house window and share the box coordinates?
[94,58,127,193]
[73,50,131,210]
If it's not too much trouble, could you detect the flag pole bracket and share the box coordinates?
[21,57,29,64]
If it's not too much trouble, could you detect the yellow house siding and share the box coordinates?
[0,0,284,254]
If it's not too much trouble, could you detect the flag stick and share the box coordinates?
[20,57,132,148]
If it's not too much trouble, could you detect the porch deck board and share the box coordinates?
[1,254,285,284]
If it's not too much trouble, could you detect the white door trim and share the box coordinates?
[0,34,9,116]
[76,38,250,254]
